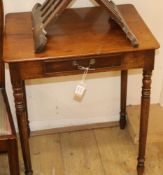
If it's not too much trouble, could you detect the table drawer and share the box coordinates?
[43,54,122,74]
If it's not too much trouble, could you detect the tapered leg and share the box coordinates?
[120,70,128,129]
[22,80,31,137]
[137,70,152,175]
[8,139,20,175]
[12,80,33,175]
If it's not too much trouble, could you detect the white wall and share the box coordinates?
[4,0,163,131]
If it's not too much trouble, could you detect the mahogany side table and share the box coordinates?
[3,5,159,175]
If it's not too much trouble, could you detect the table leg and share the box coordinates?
[8,139,20,175]
[120,70,128,129]
[11,80,33,175]
[22,80,31,137]
[137,70,152,175]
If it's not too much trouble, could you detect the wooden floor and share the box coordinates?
[0,127,163,175]
[127,104,163,143]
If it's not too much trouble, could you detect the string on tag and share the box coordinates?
[74,67,89,98]
[81,67,89,84]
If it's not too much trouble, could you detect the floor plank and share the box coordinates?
[144,143,163,175]
[0,127,163,175]
[0,153,9,175]
[127,104,163,143]
[94,127,137,175]
[29,134,64,175]
[60,130,105,175]
[95,127,163,175]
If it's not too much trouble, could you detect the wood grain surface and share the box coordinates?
[1,126,163,175]
[4,5,159,62]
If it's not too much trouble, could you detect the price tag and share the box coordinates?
[75,82,86,98]
[74,67,89,99]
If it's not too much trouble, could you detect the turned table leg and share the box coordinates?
[11,80,33,175]
[120,70,128,129]
[137,70,152,175]
[8,139,20,175]
[22,80,31,137]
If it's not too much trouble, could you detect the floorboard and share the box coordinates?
[0,127,163,175]
[60,130,105,175]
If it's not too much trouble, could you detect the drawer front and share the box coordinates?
[44,54,122,75]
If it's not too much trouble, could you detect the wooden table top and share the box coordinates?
[3,4,159,63]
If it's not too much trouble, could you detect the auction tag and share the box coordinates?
[74,82,86,98]
[74,67,89,99]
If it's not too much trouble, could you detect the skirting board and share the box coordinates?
[31,121,118,136]
[127,104,163,144]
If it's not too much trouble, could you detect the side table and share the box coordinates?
[3,5,159,175]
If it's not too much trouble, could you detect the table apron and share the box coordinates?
[8,50,155,80]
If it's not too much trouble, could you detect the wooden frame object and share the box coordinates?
[0,90,20,175]
[0,1,20,174]
[32,0,139,53]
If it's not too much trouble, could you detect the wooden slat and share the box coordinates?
[30,134,64,175]
[60,130,105,175]
[0,0,4,86]
[1,127,163,174]
[0,91,11,136]
[0,154,9,175]
[94,127,137,175]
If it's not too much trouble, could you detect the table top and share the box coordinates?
[3,4,159,63]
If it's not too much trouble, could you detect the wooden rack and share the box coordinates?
[32,0,139,53]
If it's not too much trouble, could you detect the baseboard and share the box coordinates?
[31,121,119,136]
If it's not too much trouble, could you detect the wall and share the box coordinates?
[4,0,163,131]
